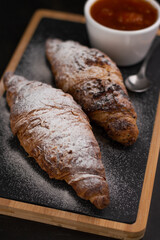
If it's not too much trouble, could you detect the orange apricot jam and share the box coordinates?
[90,0,158,31]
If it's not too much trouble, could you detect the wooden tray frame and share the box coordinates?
[0,9,160,240]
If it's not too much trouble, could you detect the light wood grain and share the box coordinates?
[0,9,160,240]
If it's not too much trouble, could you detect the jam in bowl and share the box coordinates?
[84,0,160,66]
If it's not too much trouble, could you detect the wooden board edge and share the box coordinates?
[35,9,85,23]
[137,95,160,218]
[125,94,160,234]
[0,197,145,240]
[0,9,160,240]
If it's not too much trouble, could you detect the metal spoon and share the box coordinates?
[125,41,159,93]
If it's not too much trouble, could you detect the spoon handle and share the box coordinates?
[139,39,160,76]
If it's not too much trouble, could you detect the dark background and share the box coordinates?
[0,0,160,239]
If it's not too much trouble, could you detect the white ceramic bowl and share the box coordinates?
[84,0,160,66]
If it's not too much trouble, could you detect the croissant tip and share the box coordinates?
[3,71,13,79]
[3,71,14,89]
[92,195,110,209]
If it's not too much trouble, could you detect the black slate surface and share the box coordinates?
[0,17,160,224]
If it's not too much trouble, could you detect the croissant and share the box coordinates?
[46,39,139,146]
[3,72,109,209]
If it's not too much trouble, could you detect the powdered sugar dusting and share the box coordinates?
[46,39,121,92]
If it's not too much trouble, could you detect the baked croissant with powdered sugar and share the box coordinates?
[3,72,109,209]
[46,39,139,146]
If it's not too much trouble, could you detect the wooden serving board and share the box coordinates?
[0,10,160,240]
